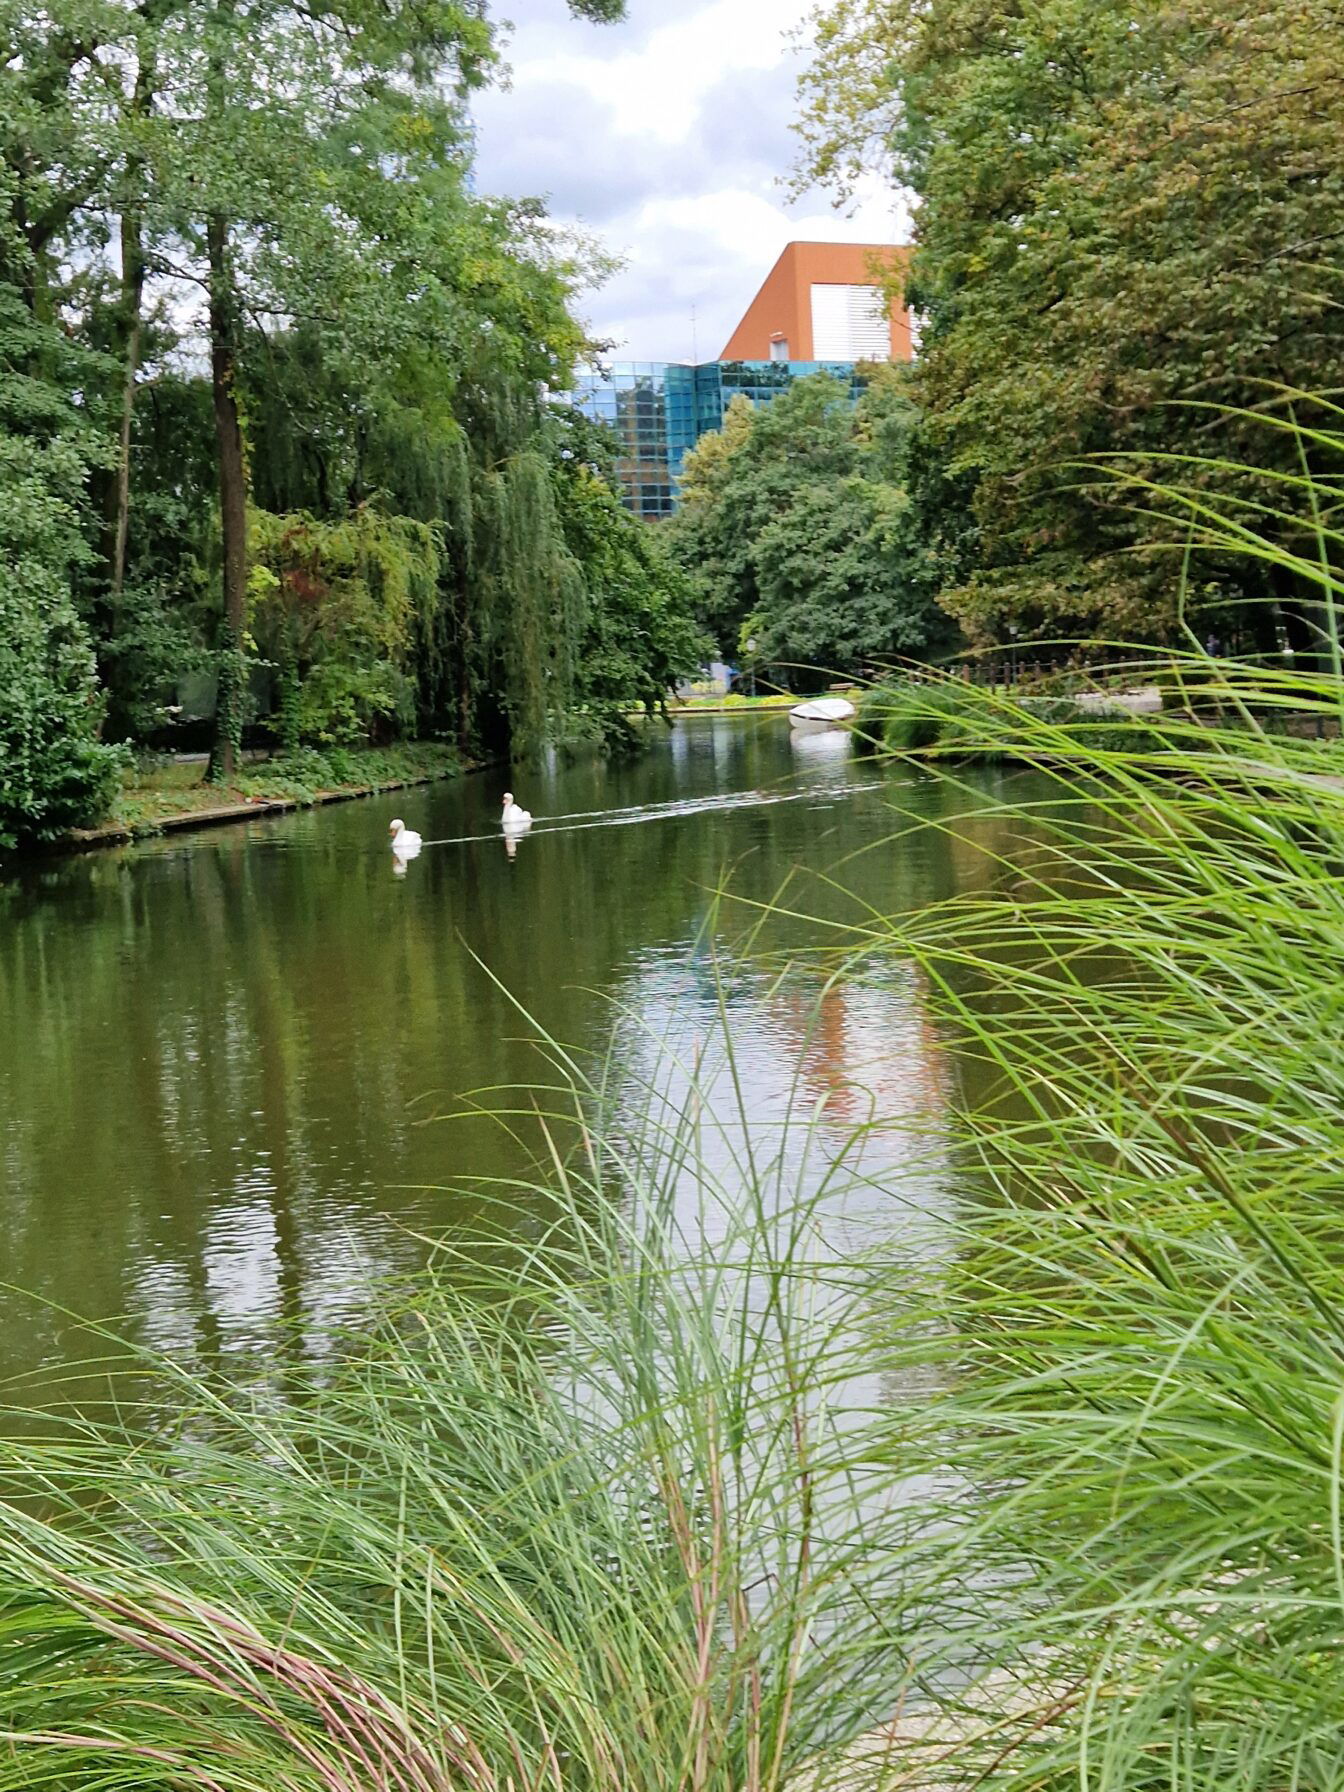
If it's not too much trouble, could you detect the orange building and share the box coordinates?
[720,241,912,364]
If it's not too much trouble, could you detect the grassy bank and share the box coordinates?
[671,690,806,713]
[80,741,464,843]
[853,669,1344,794]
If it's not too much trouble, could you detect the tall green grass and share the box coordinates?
[0,1032,928,1792]
[838,741,1344,1785]
[819,405,1344,1788]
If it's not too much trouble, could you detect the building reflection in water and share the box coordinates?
[609,947,951,1265]
[598,946,958,1601]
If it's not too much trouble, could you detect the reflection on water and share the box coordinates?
[612,947,954,1301]
[601,948,957,1590]
[789,724,855,772]
[0,716,1059,1399]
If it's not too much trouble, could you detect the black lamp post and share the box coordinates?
[1008,622,1019,688]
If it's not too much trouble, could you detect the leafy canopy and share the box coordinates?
[669,371,953,680]
[0,0,719,843]
[796,0,1344,645]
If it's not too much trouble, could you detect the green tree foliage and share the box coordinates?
[118,0,537,776]
[99,372,217,740]
[748,479,922,672]
[0,431,124,848]
[0,185,123,846]
[0,0,707,845]
[245,326,568,760]
[248,507,439,749]
[551,409,706,747]
[669,371,952,679]
[668,393,760,652]
[247,371,701,758]
[796,0,1344,647]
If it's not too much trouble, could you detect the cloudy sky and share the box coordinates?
[470,0,907,363]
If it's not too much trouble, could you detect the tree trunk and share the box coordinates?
[207,210,248,783]
[458,638,472,757]
[109,12,162,600]
[110,203,146,601]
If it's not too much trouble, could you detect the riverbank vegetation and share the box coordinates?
[856,390,1344,778]
[854,675,1182,762]
[0,0,704,851]
[102,741,461,837]
[667,367,954,682]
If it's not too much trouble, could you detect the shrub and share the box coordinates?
[0,435,125,848]
[856,677,1175,765]
[854,680,962,753]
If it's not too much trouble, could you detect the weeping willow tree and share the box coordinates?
[214,132,698,772]
[248,335,598,763]
[469,446,586,758]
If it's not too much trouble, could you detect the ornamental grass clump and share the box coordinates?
[820,406,1344,1789]
[845,732,1344,1785]
[0,1042,922,1792]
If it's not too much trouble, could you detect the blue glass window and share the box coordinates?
[569,358,872,520]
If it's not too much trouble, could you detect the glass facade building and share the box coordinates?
[571,360,873,521]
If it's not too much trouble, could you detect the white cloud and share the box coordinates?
[472,0,911,362]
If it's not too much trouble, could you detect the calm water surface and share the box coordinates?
[1,717,1049,1395]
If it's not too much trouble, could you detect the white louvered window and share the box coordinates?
[809,283,890,361]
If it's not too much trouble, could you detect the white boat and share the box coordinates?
[789,696,856,731]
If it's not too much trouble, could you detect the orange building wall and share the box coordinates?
[719,241,911,362]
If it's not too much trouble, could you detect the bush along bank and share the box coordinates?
[51,741,465,851]
[853,678,1183,767]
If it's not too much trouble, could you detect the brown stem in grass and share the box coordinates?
[763,1388,814,1792]
[734,1585,764,1792]
[656,1449,711,1782]
[965,1684,1091,1790]
[44,1569,458,1791]
[0,1730,235,1792]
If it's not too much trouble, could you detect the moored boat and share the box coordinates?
[789,696,856,731]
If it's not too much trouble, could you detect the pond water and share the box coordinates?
[1,716,1048,1398]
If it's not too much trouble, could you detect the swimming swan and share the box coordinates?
[389,818,423,851]
[501,793,533,830]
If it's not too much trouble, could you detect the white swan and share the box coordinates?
[501,793,532,831]
[389,818,423,852]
